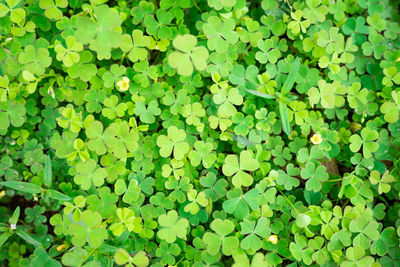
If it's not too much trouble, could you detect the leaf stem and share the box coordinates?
[193,0,201,12]
[277,188,299,215]
[81,248,96,266]
[120,52,126,65]
[323,178,343,183]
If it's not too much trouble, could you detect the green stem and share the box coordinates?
[120,52,126,65]
[193,0,201,12]
[323,178,343,183]
[80,248,96,267]
[176,257,184,265]
[277,188,299,215]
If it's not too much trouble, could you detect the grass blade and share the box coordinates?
[16,230,42,246]
[0,233,11,247]
[9,207,20,225]
[279,101,291,136]
[0,181,42,194]
[247,89,276,99]
[46,189,71,201]
[281,57,300,95]
[44,155,52,187]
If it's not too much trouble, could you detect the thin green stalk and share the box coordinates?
[323,178,343,183]
[193,0,201,12]
[120,52,126,65]
[277,188,299,215]
[81,248,96,267]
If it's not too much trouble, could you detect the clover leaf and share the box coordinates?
[213,87,243,117]
[349,216,380,249]
[109,121,139,160]
[143,9,173,39]
[380,91,400,123]
[203,16,238,54]
[157,210,189,243]
[240,217,270,252]
[121,30,150,63]
[85,120,117,155]
[168,34,209,76]
[67,51,97,82]
[203,218,239,256]
[184,189,209,215]
[134,100,161,124]
[74,159,107,190]
[369,170,394,194]
[256,37,284,64]
[182,102,206,126]
[300,162,329,192]
[223,188,260,219]
[87,187,118,218]
[308,80,346,109]
[157,126,189,160]
[288,10,311,34]
[200,172,228,201]
[276,164,300,190]
[74,5,122,60]
[349,127,379,158]
[110,208,142,236]
[39,0,67,20]
[114,249,149,267]
[222,150,259,188]
[67,210,107,248]
[54,36,83,67]
[188,141,217,168]
[0,100,26,130]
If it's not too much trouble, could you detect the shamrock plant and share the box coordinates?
[168,34,208,76]
[157,210,189,243]
[203,219,239,256]
[222,150,259,188]
[0,0,399,266]
[349,127,379,158]
[157,126,189,160]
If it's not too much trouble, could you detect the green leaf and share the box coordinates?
[222,150,259,188]
[247,90,276,99]
[282,57,300,95]
[157,210,189,243]
[46,189,71,201]
[0,233,11,247]
[16,229,42,246]
[114,248,131,265]
[44,155,52,187]
[279,101,291,136]
[296,214,311,228]
[0,181,42,194]
[168,34,209,76]
[9,206,20,225]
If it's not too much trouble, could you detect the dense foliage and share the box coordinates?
[0,0,400,266]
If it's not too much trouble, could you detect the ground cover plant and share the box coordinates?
[0,0,400,266]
